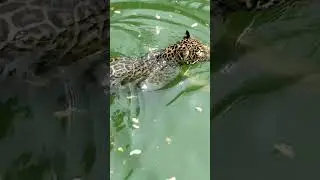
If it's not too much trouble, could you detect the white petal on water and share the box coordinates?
[155,14,161,19]
[129,149,142,156]
[132,124,140,129]
[191,23,198,27]
[148,47,158,51]
[117,147,124,152]
[110,141,115,147]
[155,26,161,35]
[195,106,203,112]
[126,95,137,99]
[114,10,121,14]
[166,177,176,180]
[141,83,148,90]
[132,117,139,123]
[165,137,172,144]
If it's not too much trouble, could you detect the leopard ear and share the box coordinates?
[184,30,190,39]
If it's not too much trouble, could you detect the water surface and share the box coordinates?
[212,1,320,179]
[110,0,210,179]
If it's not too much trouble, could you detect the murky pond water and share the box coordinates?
[110,0,210,180]
[212,1,320,179]
[0,0,107,180]
[0,54,108,179]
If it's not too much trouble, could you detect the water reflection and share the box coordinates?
[212,1,320,179]
[0,54,108,179]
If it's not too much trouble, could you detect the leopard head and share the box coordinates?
[157,30,210,65]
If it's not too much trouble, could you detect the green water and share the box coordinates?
[110,0,210,180]
[213,1,320,179]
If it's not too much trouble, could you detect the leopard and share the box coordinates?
[107,30,210,92]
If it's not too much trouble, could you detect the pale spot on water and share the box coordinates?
[141,83,148,90]
[126,95,137,99]
[132,124,140,129]
[166,177,176,180]
[129,149,142,156]
[191,23,198,27]
[148,47,158,52]
[195,106,203,112]
[132,117,139,123]
[165,137,172,144]
[155,26,161,35]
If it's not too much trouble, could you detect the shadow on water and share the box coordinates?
[212,1,320,179]
[110,0,209,179]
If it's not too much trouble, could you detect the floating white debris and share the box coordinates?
[166,177,176,180]
[273,143,295,159]
[132,124,140,129]
[126,95,137,99]
[148,47,157,52]
[155,14,161,19]
[110,141,115,147]
[155,26,161,35]
[129,149,142,156]
[138,34,141,38]
[117,147,124,152]
[165,137,172,144]
[114,10,121,14]
[195,106,203,112]
[191,23,198,27]
[132,117,139,123]
[141,83,148,90]
[169,14,173,18]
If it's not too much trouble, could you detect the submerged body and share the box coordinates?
[109,30,210,91]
